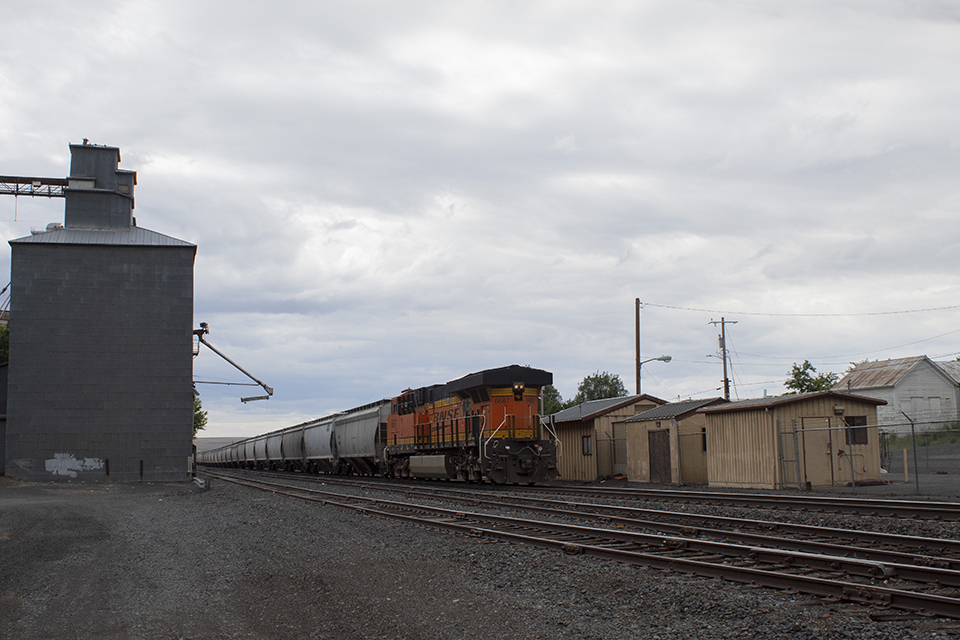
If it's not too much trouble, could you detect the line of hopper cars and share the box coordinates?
[196,365,560,484]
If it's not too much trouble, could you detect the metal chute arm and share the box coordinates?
[197,335,273,397]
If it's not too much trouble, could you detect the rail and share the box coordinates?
[413,413,487,446]
[212,470,960,557]
[541,414,561,459]
[529,485,960,521]
[202,469,960,619]
[482,416,510,449]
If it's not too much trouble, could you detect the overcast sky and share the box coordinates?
[2,1,959,438]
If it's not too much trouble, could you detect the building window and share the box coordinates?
[844,416,868,445]
[701,426,707,452]
[582,435,592,455]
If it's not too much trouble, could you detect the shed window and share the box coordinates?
[701,427,707,452]
[844,416,868,445]
[582,435,592,456]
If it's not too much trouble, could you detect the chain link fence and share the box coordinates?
[777,421,881,491]
[773,418,959,495]
[879,419,960,494]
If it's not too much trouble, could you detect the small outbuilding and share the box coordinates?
[699,391,886,490]
[547,394,665,482]
[618,397,727,485]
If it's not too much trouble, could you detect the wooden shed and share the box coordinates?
[546,394,665,482]
[699,392,887,490]
[618,398,727,485]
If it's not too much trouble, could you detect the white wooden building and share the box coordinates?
[833,356,959,425]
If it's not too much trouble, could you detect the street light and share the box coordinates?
[638,355,671,395]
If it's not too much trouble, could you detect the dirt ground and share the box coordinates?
[2,475,957,640]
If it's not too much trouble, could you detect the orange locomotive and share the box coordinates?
[383,365,559,484]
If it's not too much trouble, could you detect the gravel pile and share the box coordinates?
[1,475,958,639]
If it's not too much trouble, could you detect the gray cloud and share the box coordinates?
[2,2,959,434]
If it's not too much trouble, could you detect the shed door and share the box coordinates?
[648,430,671,484]
[801,417,834,487]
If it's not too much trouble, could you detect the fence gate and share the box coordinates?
[612,422,628,476]
[777,419,802,490]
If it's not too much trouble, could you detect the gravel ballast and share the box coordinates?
[1,475,958,639]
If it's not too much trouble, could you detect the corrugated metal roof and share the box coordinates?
[550,394,664,423]
[699,390,886,414]
[10,226,194,247]
[621,397,727,422]
[832,356,928,390]
[936,361,960,384]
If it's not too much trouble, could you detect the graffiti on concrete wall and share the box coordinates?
[44,453,104,478]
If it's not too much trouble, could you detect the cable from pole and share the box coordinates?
[643,302,960,317]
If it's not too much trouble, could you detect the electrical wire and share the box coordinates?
[642,301,960,317]
[643,300,960,400]
[726,333,743,401]
[641,369,674,399]
[735,327,960,361]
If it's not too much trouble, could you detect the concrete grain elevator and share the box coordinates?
[3,142,196,481]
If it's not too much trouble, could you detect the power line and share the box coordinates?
[643,302,960,317]
[736,327,960,361]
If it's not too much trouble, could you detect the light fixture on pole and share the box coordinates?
[638,355,671,394]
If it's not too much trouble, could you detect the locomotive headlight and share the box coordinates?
[512,382,525,401]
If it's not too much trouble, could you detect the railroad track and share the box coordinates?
[527,484,960,521]
[228,471,960,565]
[202,466,960,520]
[202,469,960,619]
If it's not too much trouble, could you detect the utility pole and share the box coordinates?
[709,317,737,400]
[635,298,671,394]
[635,298,641,395]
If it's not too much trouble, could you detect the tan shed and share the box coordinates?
[699,392,887,490]
[618,398,727,485]
[546,394,665,482]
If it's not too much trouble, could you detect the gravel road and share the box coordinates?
[1,475,958,639]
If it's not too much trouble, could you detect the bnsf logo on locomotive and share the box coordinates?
[435,407,461,422]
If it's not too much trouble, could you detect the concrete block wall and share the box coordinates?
[5,243,196,481]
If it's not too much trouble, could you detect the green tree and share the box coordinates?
[193,396,208,438]
[784,360,838,394]
[570,371,628,405]
[541,384,564,415]
[0,323,8,363]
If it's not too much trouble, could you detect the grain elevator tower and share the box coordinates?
[4,142,196,481]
